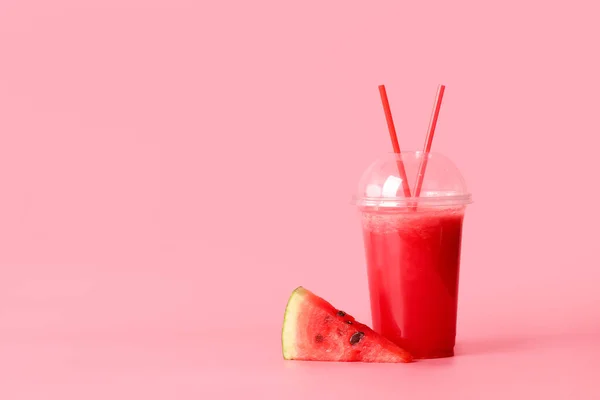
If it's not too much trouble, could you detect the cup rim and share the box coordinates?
[352,193,473,208]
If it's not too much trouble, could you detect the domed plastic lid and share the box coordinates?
[353,152,472,208]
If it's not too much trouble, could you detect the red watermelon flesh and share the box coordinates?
[282,287,413,363]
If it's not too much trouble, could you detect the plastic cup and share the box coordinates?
[353,152,472,359]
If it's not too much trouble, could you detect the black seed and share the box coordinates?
[349,331,365,345]
[345,320,352,324]
[315,334,324,343]
[337,310,346,317]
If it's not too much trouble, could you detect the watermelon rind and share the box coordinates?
[281,286,307,360]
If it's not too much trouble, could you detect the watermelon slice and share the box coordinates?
[281,287,413,363]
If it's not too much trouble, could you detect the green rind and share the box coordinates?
[281,286,308,360]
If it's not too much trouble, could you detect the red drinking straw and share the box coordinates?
[413,84,446,198]
[378,85,412,198]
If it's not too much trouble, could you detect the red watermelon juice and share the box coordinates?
[361,206,465,359]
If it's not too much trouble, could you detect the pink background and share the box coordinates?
[1,0,599,398]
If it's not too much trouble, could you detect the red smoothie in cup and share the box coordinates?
[355,152,471,358]
[361,207,465,359]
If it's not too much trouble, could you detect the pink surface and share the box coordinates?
[1,0,600,398]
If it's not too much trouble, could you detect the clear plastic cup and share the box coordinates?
[353,152,472,359]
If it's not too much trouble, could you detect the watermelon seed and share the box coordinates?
[346,320,352,324]
[315,334,324,343]
[337,311,346,317]
[349,331,365,345]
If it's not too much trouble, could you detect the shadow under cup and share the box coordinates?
[354,152,472,359]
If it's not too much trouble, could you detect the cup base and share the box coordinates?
[411,349,454,360]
